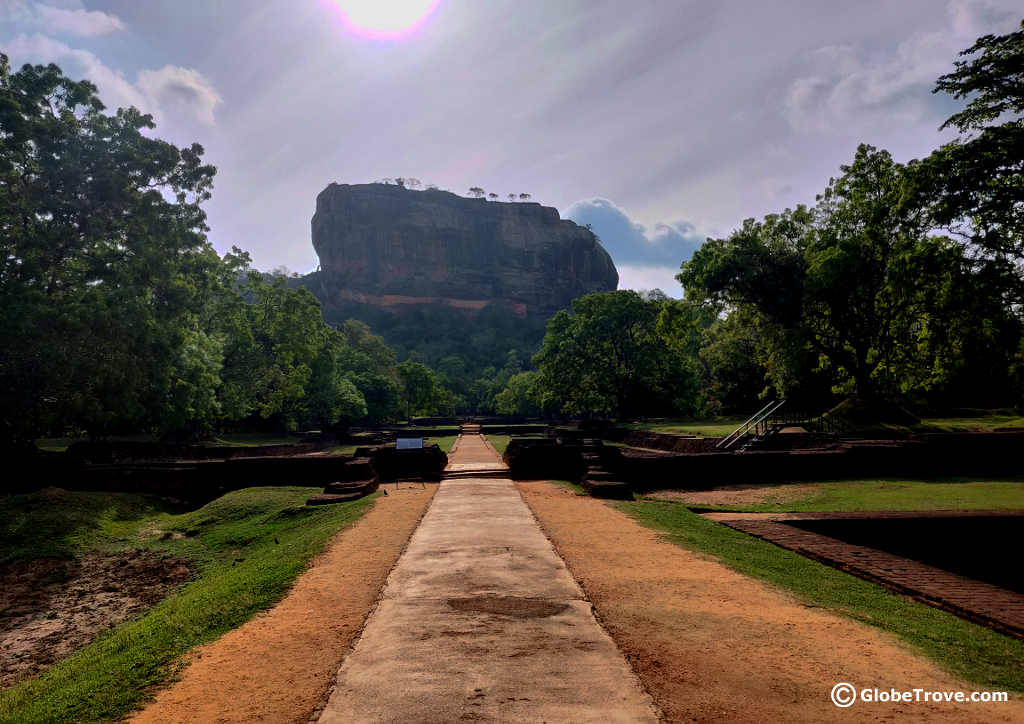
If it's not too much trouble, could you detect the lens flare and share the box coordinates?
[327,0,440,40]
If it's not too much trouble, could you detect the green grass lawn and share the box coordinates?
[35,434,159,453]
[629,410,1024,438]
[427,435,457,453]
[627,416,747,437]
[666,478,1024,512]
[36,432,304,453]
[618,499,1024,692]
[323,444,358,456]
[0,487,377,723]
[211,432,301,447]
[396,425,461,431]
[916,413,1024,432]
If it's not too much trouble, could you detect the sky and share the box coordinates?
[3,0,1021,297]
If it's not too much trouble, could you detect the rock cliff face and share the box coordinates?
[307,183,618,319]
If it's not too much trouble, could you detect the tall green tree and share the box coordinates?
[914,20,1024,260]
[0,55,222,442]
[396,360,445,418]
[532,290,700,419]
[494,371,541,416]
[333,319,403,424]
[681,145,986,406]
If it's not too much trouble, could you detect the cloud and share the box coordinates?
[1,1,124,37]
[783,0,1021,132]
[137,66,223,126]
[615,264,684,298]
[565,197,706,268]
[4,33,221,125]
[5,33,146,110]
[37,4,124,36]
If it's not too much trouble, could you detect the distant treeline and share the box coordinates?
[0,55,459,443]
[521,24,1024,420]
[2,22,1022,441]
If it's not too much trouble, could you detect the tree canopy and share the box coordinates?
[0,56,420,442]
[911,21,1024,266]
[531,291,701,419]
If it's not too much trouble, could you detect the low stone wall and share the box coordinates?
[376,428,458,439]
[357,444,448,482]
[64,439,328,464]
[480,424,549,436]
[503,438,586,481]
[618,432,720,453]
[611,432,1024,491]
[9,454,377,502]
[410,416,540,426]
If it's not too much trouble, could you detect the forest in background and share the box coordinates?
[1,22,1022,443]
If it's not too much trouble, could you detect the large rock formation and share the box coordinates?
[306,183,618,319]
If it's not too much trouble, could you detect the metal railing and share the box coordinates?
[719,402,850,451]
[717,400,786,449]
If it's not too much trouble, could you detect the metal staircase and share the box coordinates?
[717,400,787,450]
[717,401,847,451]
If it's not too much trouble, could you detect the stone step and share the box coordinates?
[442,469,509,480]
[339,457,376,479]
[584,471,618,482]
[581,480,633,500]
[306,491,367,505]
[324,479,379,495]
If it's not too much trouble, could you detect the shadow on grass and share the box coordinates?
[0,489,186,563]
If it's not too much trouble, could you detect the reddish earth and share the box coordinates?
[706,511,1024,639]
[518,481,1024,723]
[646,483,821,506]
[0,551,191,688]
[131,484,436,724]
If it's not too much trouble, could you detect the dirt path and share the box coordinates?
[317,434,657,723]
[518,481,1023,723]
[130,484,435,724]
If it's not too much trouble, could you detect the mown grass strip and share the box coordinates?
[0,487,377,723]
[427,435,457,453]
[662,478,1024,513]
[617,499,1024,693]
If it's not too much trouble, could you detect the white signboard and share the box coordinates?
[396,437,423,450]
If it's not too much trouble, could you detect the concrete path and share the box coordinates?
[318,434,657,723]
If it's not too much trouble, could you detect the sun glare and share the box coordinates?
[328,0,440,40]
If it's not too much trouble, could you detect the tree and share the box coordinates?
[336,319,403,423]
[532,291,700,419]
[0,55,223,442]
[698,309,770,413]
[907,21,1024,297]
[220,272,339,431]
[303,340,367,434]
[495,371,541,416]
[393,177,406,187]
[519,193,531,200]
[508,193,515,201]
[488,192,499,201]
[681,145,977,405]
[396,360,444,418]
[468,187,485,198]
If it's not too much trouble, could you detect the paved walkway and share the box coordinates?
[317,434,657,723]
